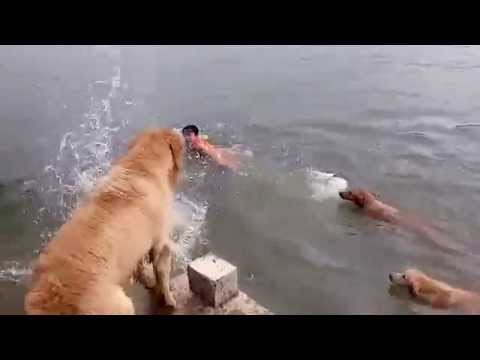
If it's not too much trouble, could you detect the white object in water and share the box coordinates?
[307,169,348,202]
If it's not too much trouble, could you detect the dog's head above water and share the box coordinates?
[389,269,449,306]
[389,270,416,287]
[338,188,378,208]
[126,128,185,187]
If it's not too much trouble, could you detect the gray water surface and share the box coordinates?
[2,45,480,314]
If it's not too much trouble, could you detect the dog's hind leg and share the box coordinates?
[83,285,136,315]
[152,243,176,308]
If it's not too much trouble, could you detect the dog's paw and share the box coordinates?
[164,292,177,308]
[136,263,156,289]
[154,287,177,308]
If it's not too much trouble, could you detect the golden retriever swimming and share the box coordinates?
[389,269,480,314]
[339,188,399,222]
[25,128,184,315]
[338,188,463,253]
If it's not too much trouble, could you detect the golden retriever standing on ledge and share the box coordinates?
[25,128,184,315]
[389,269,480,314]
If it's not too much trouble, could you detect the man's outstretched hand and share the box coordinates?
[196,140,241,171]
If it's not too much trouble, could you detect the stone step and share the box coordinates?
[127,254,272,315]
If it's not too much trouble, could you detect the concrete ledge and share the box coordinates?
[188,254,239,307]
[158,272,271,315]
[127,254,272,315]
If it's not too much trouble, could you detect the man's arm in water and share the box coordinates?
[195,139,240,171]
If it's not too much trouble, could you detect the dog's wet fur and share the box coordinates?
[25,128,184,315]
[389,268,480,314]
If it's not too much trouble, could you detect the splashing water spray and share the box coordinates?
[27,56,207,275]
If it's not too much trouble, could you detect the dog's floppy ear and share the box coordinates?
[167,131,184,172]
[164,130,184,186]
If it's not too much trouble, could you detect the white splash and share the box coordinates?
[307,169,348,202]
[171,193,208,271]
[0,261,31,283]
[39,86,121,223]
[230,144,254,158]
[31,55,207,268]
[29,62,129,241]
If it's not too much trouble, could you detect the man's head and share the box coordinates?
[339,188,378,208]
[182,125,200,145]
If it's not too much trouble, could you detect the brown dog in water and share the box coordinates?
[25,128,184,315]
[338,188,459,252]
[339,189,399,222]
[389,269,480,314]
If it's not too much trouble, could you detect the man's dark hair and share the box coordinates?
[182,125,199,136]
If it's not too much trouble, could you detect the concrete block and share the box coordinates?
[187,254,239,307]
